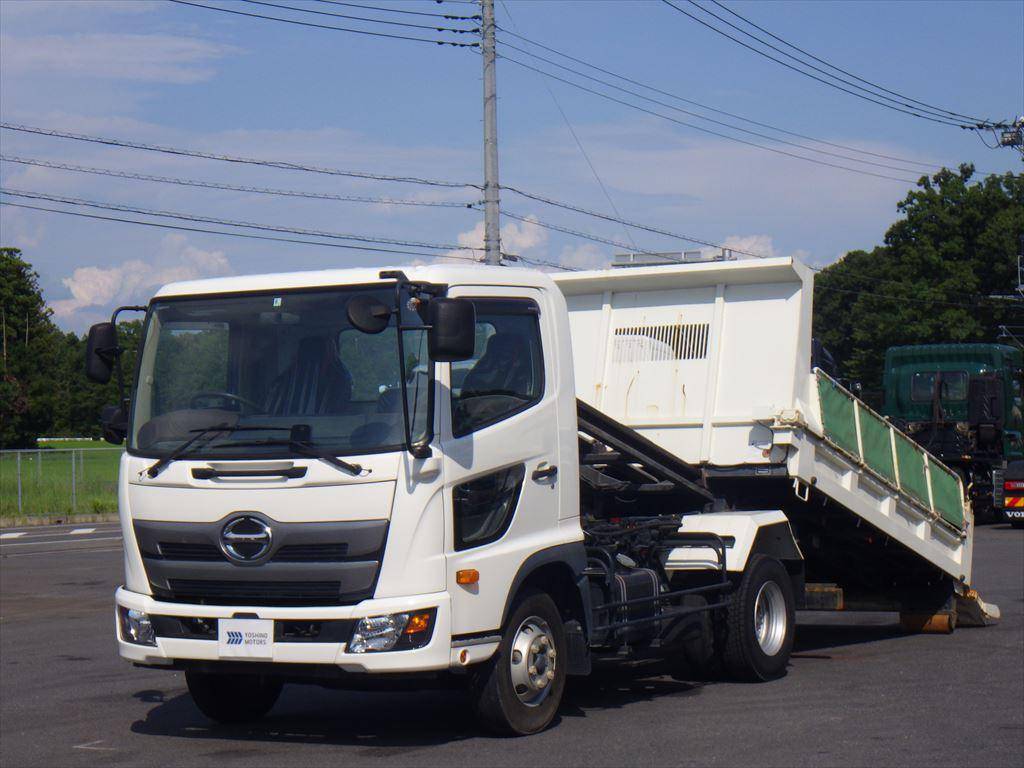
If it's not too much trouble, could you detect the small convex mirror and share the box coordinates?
[428,298,475,362]
[347,295,391,334]
[85,322,118,384]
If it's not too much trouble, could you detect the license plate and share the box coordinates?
[218,619,274,659]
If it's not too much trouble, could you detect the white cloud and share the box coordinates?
[720,234,777,259]
[442,216,549,263]
[0,33,236,83]
[50,235,231,319]
[558,244,607,270]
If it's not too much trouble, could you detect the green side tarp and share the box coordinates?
[930,465,965,528]
[859,409,897,485]
[894,433,930,507]
[817,377,860,458]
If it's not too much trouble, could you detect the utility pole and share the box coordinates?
[481,0,502,265]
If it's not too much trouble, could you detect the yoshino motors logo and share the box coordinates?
[226,631,244,645]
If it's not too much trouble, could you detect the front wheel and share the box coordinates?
[720,554,795,682]
[470,591,567,735]
[185,670,283,724]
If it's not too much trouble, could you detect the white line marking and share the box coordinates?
[0,535,123,548]
[2,546,123,559]
[0,532,26,539]
[69,528,97,535]
[73,740,117,752]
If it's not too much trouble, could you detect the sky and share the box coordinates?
[0,0,1021,331]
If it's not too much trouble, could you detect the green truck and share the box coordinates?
[882,344,1024,522]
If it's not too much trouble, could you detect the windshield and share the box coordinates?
[129,286,431,458]
[911,370,968,402]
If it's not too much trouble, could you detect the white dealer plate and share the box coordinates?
[218,619,274,659]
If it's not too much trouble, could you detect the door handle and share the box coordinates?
[532,464,558,482]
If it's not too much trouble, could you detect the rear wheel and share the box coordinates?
[721,555,795,681]
[470,591,567,735]
[185,670,283,724]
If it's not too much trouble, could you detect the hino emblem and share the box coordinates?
[220,515,273,562]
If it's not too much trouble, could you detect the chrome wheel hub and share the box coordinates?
[753,581,787,656]
[509,616,557,707]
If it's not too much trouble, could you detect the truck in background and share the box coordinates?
[85,258,997,735]
[882,344,1024,522]
[1002,460,1024,528]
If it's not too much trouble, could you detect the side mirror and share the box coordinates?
[85,322,119,384]
[428,298,475,362]
[347,295,391,334]
[99,404,128,445]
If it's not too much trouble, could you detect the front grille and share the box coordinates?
[274,543,349,562]
[161,579,343,606]
[158,542,222,561]
[156,542,351,563]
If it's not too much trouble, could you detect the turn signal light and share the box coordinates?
[456,568,480,585]
[404,612,432,635]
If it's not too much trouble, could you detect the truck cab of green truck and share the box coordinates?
[882,344,1024,521]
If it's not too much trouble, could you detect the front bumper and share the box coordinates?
[115,587,495,673]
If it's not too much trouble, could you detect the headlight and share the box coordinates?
[348,609,435,653]
[119,607,157,646]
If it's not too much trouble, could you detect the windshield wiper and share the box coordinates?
[222,439,365,476]
[144,423,291,478]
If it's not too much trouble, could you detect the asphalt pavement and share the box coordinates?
[1,522,1021,768]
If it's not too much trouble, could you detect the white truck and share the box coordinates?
[85,257,996,735]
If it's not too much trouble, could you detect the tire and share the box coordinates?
[185,670,283,724]
[470,591,567,736]
[720,555,795,682]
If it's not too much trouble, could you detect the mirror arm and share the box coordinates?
[107,304,147,415]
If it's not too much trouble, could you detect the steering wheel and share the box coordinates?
[190,391,263,413]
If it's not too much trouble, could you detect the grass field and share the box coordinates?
[0,440,123,519]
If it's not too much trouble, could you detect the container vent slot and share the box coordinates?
[612,323,709,363]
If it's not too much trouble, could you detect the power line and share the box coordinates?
[815,283,1002,309]
[706,0,987,125]
[497,53,920,184]
[500,185,768,257]
[499,209,663,257]
[0,123,480,188]
[495,25,948,171]
[0,155,480,209]
[167,0,478,47]
[242,0,478,33]
[0,201,471,260]
[311,0,479,21]
[497,39,935,176]
[659,0,967,128]
[0,188,481,252]
[497,0,639,253]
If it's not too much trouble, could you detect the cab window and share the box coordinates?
[911,370,968,402]
[450,298,544,437]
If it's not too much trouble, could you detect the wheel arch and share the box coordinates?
[501,542,590,636]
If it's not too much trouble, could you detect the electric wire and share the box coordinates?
[706,0,987,124]
[497,39,936,175]
[167,0,478,47]
[311,0,479,20]
[0,201,474,260]
[0,123,480,189]
[499,186,768,257]
[241,0,478,33]
[0,188,482,252]
[499,209,664,257]
[0,155,481,209]
[497,53,920,184]
[497,0,639,252]
[659,0,967,128]
[495,25,947,171]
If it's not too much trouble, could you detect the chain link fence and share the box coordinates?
[0,447,123,518]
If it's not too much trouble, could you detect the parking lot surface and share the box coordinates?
[1,522,1021,767]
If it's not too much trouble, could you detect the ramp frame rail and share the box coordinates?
[812,370,966,530]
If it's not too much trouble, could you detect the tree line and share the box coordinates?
[1,166,1020,447]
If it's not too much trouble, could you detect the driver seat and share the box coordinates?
[265,336,353,416]
[460,333,533,397]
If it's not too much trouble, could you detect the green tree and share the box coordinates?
[0,248,62,447]
[813,166,1024,403]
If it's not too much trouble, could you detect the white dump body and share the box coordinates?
[554,258,973,584]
